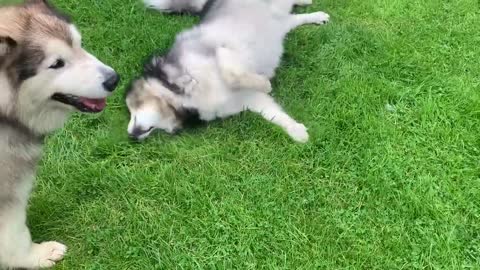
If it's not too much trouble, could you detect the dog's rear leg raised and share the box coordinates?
[243,91,309,143]
[216,47,272,93]
[288,12,330,30]
[144,0,208,13]
[0,206,67,269]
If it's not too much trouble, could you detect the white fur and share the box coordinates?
[144,0,208,12]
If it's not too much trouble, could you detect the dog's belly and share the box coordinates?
[201,12,288,77]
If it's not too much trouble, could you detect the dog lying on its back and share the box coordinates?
[0,0,119,268]
[126,0,329,142]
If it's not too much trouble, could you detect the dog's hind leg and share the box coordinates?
[288,12,330,30]
[0,205,67,269]
[241,91,309,143]
[216,47,272,93]
[144,0,207,13]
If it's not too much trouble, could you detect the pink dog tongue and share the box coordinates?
[80,97,107,111]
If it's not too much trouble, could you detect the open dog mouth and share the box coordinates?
[51,93,107,113]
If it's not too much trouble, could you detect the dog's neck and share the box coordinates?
[0,114,45,145]
[15,104,70,137]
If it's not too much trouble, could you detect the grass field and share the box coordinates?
[27,0,480,268]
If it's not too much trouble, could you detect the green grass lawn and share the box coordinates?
[29,0,480,268]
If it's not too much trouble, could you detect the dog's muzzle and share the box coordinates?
[128,127,154,140]
[102,71,120,92]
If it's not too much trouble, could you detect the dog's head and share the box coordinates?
[126,54,203,140]
[0,0,119,135]
[125,77,183,140]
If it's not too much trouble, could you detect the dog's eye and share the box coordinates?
[49,59,65,69]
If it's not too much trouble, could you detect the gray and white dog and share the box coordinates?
[126,0,329,142]
[0,0,119,268]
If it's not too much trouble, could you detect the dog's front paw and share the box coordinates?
[32,241,67,268]
[176,74,198,93]
[263,80,272,94]
[252,76,272,93]
[311,12,330,25]
[287,123,309,143]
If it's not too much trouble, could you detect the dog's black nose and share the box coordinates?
[103,72,120,92]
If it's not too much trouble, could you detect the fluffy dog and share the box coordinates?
[0,0,119,268]
[126,0,329,142]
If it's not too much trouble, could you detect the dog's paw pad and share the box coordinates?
[311,12,330,24]
[34,241,67,268]
[287,123,309,143]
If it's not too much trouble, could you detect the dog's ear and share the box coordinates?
[144,56,165,76]
[143,56,186,94]
[0,36,17,58]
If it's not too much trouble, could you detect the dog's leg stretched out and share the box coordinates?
[246,92,309,143]
[271,0,330,28]
[289,12,330,29]
[144,0,208,13]
[218,91,309,143]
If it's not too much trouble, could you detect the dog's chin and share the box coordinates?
[51,93,107,113]
[136,132,153,141]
